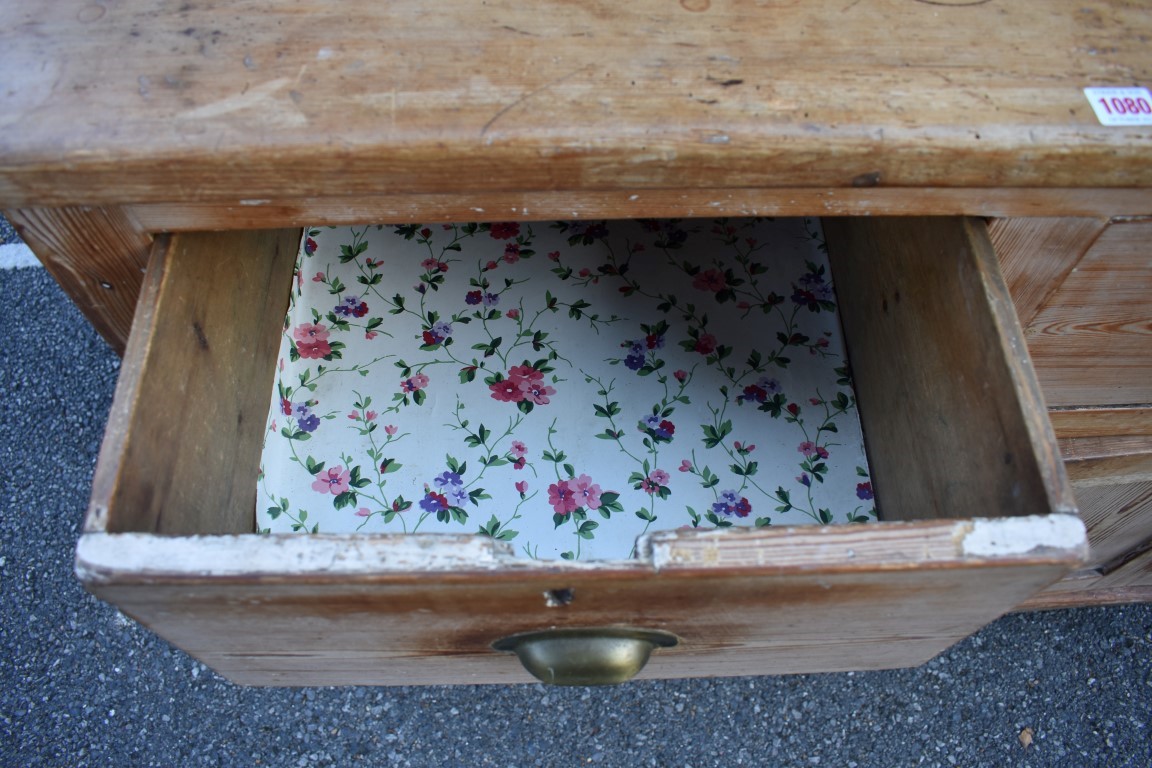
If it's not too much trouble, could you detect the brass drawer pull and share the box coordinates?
[493,628,679,686]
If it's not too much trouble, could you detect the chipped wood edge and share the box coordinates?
[76,515,1086,585]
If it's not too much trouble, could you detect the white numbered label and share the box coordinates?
[1084,87,1152,126]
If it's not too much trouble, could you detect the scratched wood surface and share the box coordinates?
[77,524,1082,686]
[2,0,1151,211]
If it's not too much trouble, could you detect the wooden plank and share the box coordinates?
[87,229,300,535]
[127,189,1152,232]
[76,517,1084,686]
[987,217,1105,327]
[823,217,1075,522]
[1026,220,1152,407]
[1049,406,1152,439]
[3,1,1152,210]
[1066,481,1152,567]
[1061,436,1152,487]
[3,206,152,354]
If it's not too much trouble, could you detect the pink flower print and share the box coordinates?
[311,271,325,282]
[692,269,727,293]
[508,364,543,386]
[673,369,687,383]
[293,323,330,344]
[515,480,528,495]
[364,410,377,422]
[798,441,818,456]
[547,251,561,261]
[548,481,579,516]
[355,507,372,517]
[400,373,429,393]
[510,441,527,459]
[490,222,521,240]
[640,478,657,494]
[506,308,520,320]
[579,267,592,278]
[519,379,556,406]
[312,466,351,495]
[650,469,670,486]
[348,410,360,420]
[489,378,525,403]
[571,474,603,510]
[679,460,693,473]
[485,260,498,271]
[694,333,718,355]
[421,258,439,272]
[365,331,378,340]
[384,424,398,435]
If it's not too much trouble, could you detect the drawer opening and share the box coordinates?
[87,217,1075,545]
[76,217,1087,686]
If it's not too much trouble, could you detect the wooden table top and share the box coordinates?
[2,0,1151,215]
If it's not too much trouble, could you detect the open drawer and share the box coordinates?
[76,217,1086,686]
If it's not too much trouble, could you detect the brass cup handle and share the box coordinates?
[492,628,679,686]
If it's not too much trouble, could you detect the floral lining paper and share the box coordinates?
[259,218,876,560]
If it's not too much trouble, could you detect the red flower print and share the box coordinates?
[489,378,525,403]
[280,397,292,416]
[694,333,718,355]
[692,269,727,293]
[506,308,520,320]
[297,340,332,359]
[503,243,521,264]
[674,369,688,383]
[490,222,521,240]
[548,481,579,516]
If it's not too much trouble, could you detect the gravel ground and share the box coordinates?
[2,257,1151,768]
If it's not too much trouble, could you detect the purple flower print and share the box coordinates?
[334,296,369,318]
[643,414,661,429]
[797,473,812,487]
[465,290,483,305]
[712,489,752,518]
[298,413,321,433]
[650,469,670,486]
[856,482,874,500]
[624,352,645,371]
[400,372,430,393]
[434,470,463,489]
[737,376,781,405]
[482,292,500,307]
[654,420,675,440]
[419,490,449,513]
[422,320,452,346]
[448,485,469,506]
[311,466,350,495]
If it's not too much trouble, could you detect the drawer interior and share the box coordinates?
[77,217,1086,686]
[258,218,875,560]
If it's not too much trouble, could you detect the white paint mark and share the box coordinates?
[703,134,730,144]
[240,199,271,206]
[962,514,1086,558]
[317,47,335,61]
[0,243,39,269]
[628,195,640,201]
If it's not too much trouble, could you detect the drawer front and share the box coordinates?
[78,218,1084,686]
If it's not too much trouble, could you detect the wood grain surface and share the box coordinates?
[1025,220,1152,407]
[77,520,1083,686]
[823,217,1075,522]
[3,206,153,354]
[87,229,299,535]
[2,1,1151,211]
[1049,406,1152,440]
